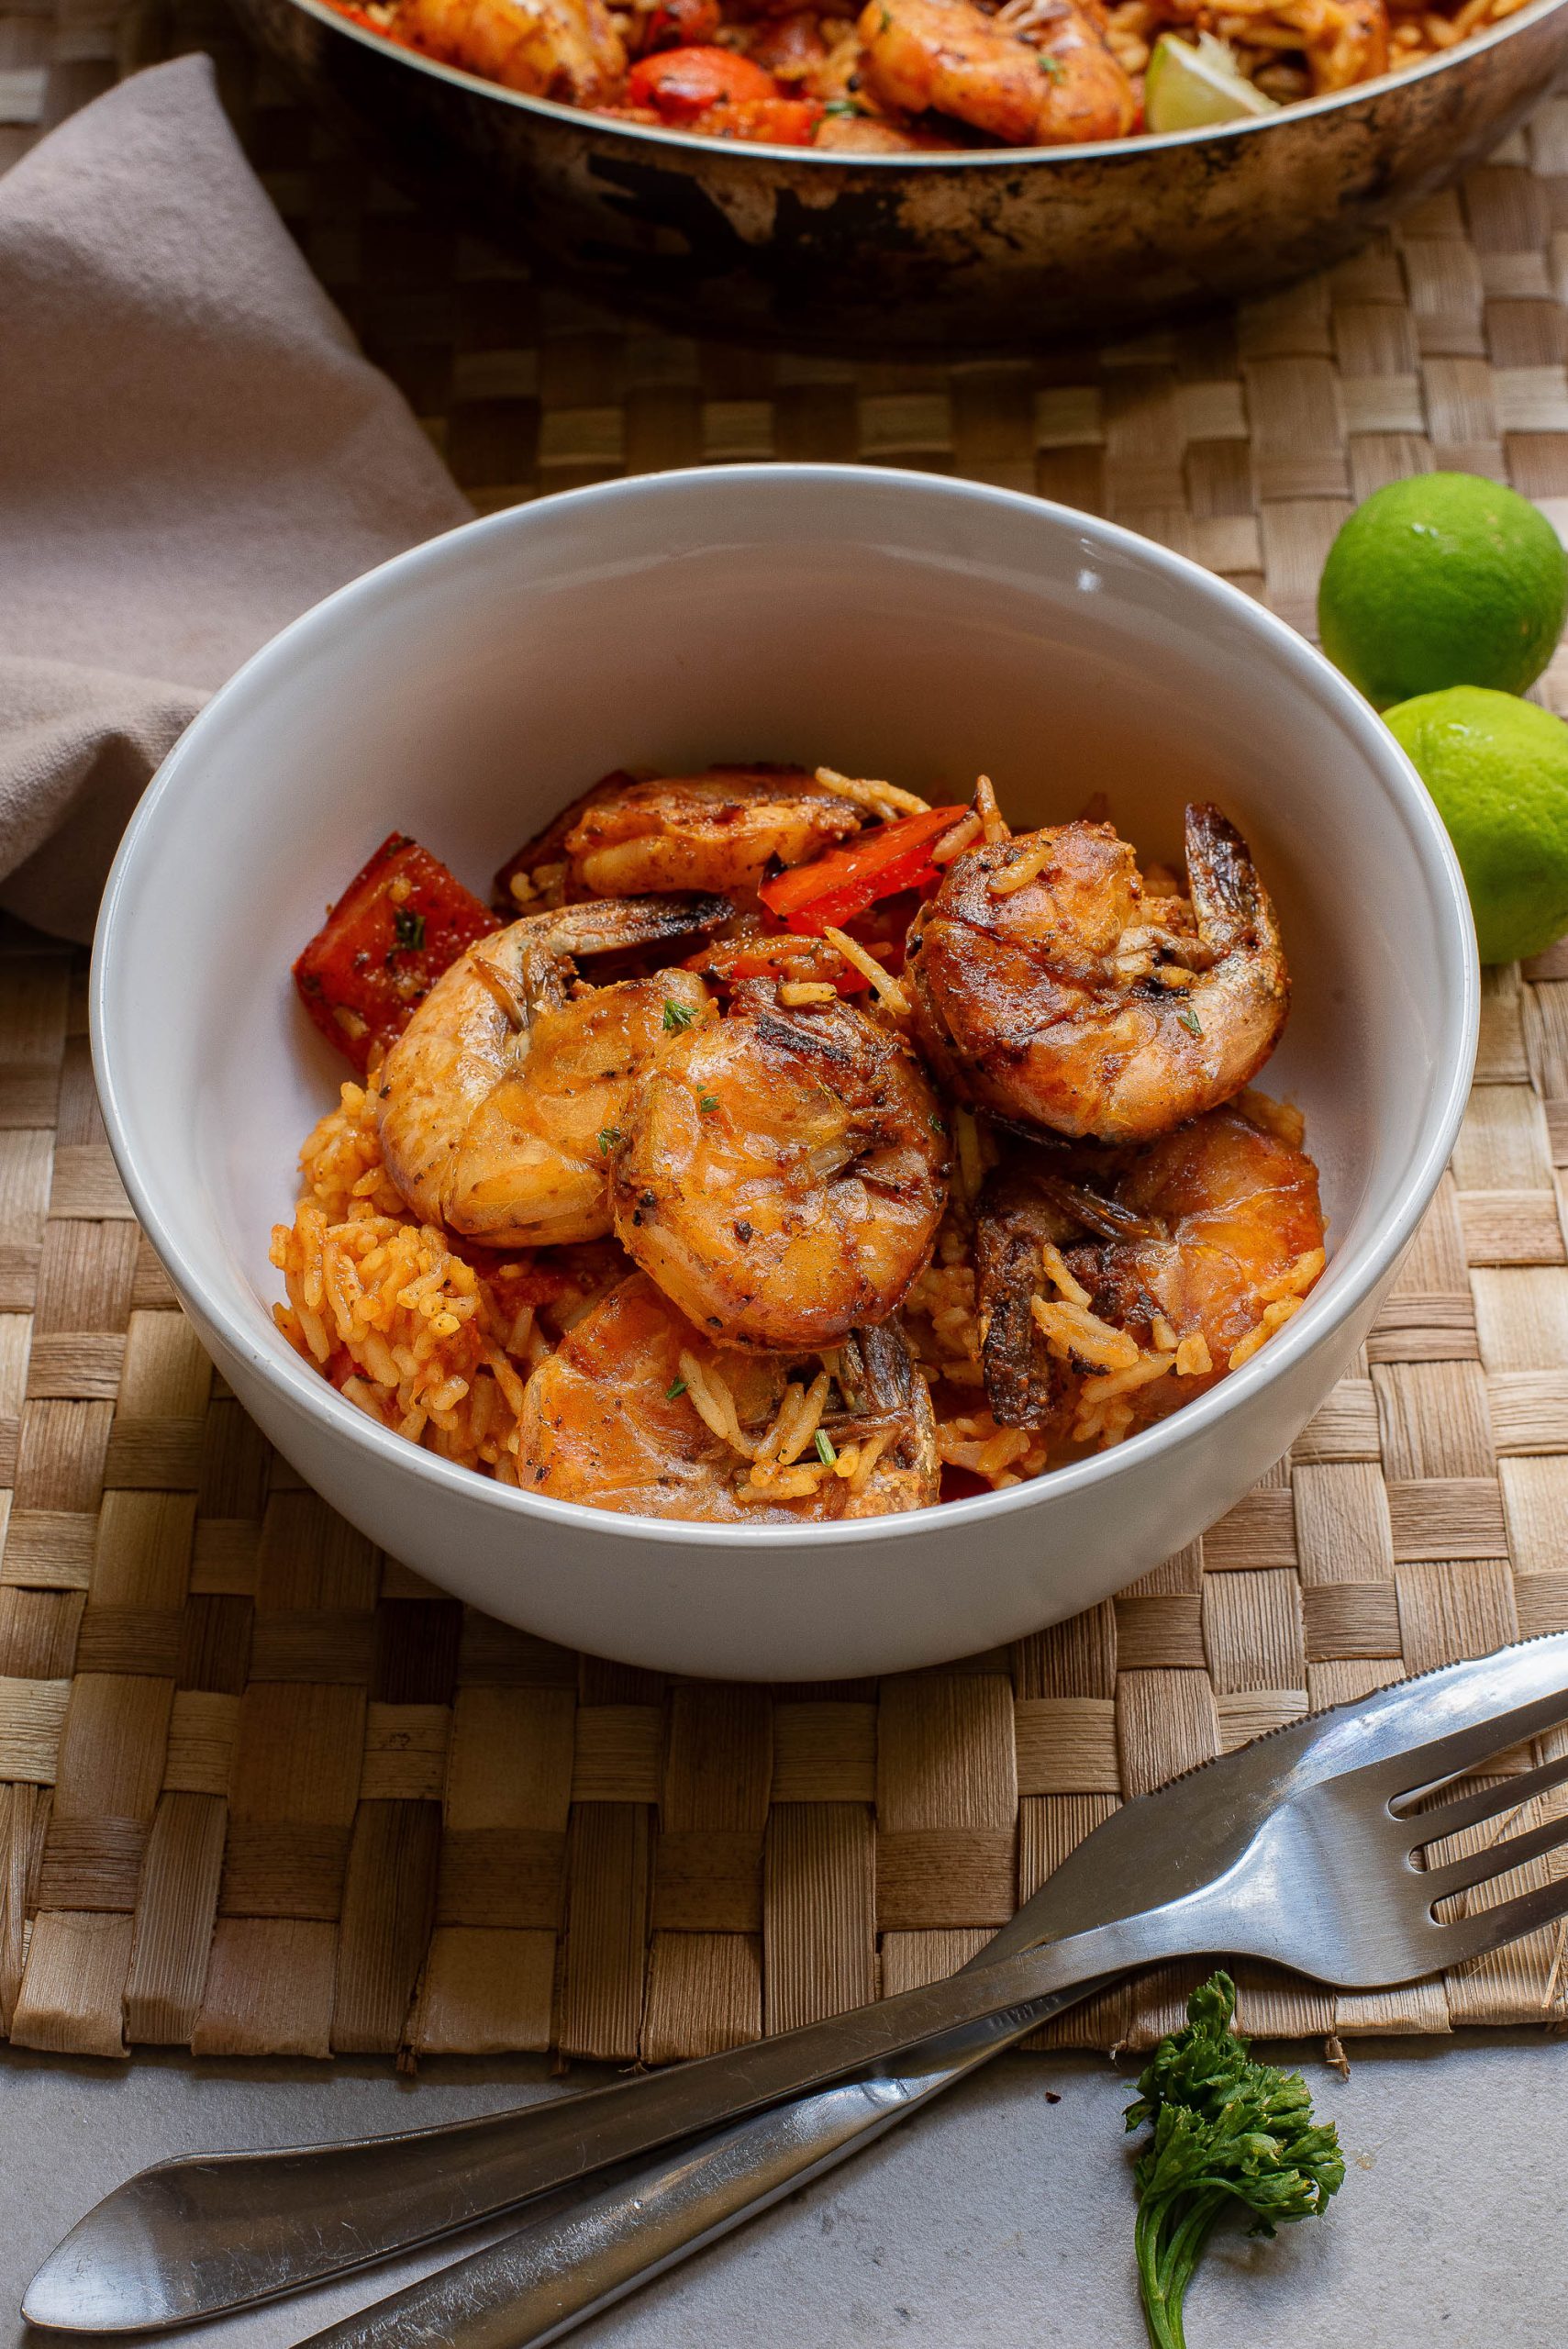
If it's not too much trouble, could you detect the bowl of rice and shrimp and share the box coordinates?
[92,464,1477,1678]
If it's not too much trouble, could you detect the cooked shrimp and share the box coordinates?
[611,984,949,1351]
[517,1273,939,1519]
[402,0,626,98]
[1062,1098,1326,1430]
[498,766,863,911]
[856,0,1139,145]
[907,803,1289,1146]
[377,896,725,1249]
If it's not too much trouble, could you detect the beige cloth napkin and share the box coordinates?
[0,53,472,941]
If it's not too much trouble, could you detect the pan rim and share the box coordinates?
[271,0,1568,169]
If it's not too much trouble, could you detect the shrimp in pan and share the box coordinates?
[376,896,726,1249]
[856,0,1140,146]
[401,0,626,100]
[611,983,950,1352]
[906,803,1288,1146]
[517,1273,939,1520]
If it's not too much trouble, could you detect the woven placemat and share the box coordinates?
[4,0,1568,2064]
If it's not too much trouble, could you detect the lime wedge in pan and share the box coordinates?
[1142,30,1282,133]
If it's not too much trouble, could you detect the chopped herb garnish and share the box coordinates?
[662,998,697,1032]
[392,907,426,952]
[878,5,892,27]
[597,1126,623,1154]
[1176,1005,1204,1038]
[666,1377,687,1401]
[928,1113,946,1135]
[698,1094,719,1114]
[815,1431,837,1466]
[1125,1972,1344,2349]
[823,96,862,116]
[1036,48,1064,76]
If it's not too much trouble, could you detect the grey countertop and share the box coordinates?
[5,2034,1565,2348]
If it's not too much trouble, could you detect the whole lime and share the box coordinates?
[1319,473,1568,707]
[1385,685,1568,963]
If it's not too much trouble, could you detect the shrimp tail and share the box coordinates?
[508,891,732,1012]
[855,1319,919,1415]
[1184,804,1281,963]
[1033,1172,1161,1245]
[975,1164,1078,1431]
[544,892,734,961]
[832,1319,939,1509]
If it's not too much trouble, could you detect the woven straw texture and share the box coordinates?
[5,0,1568,2063]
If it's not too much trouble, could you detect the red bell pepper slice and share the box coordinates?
[760,805,970,935]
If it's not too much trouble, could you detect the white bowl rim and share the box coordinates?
[91,461,1481,1555]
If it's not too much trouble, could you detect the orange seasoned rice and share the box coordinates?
[272,1085,891,1504]
[276,1081,1324,1502]
[270,1083,550,1482]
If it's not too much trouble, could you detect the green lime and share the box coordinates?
[1385,685,1568,963]
[1143,33,1278,132]
[1318,473,1568,707]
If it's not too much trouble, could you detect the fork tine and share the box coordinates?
[1387,1687,1568,1809]
[1421,1809,1568,1903]
[1430,1865,1568,1969]
[1407,1750,1568,1844]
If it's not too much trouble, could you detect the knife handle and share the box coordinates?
[30,1907,1131,2330]
[28,1922,1137,2332]
[297,1985,1111,2349]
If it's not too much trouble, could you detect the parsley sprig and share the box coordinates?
[1125,1972,1344,2349]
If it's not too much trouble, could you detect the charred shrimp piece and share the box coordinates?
[973,1162,1084,1433]
[516,1274,938,1520]
[828,1321,940,1516]
[495,765,863,912]
[907,803,1289,1146]
[611,983,949,1353]
[376,895,728,1249]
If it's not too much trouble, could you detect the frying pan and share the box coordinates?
[232,0,1568,362]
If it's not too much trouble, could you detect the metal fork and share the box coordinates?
[26,1631,1568,2337]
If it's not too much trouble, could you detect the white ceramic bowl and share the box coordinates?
[92,465,1478,1680]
